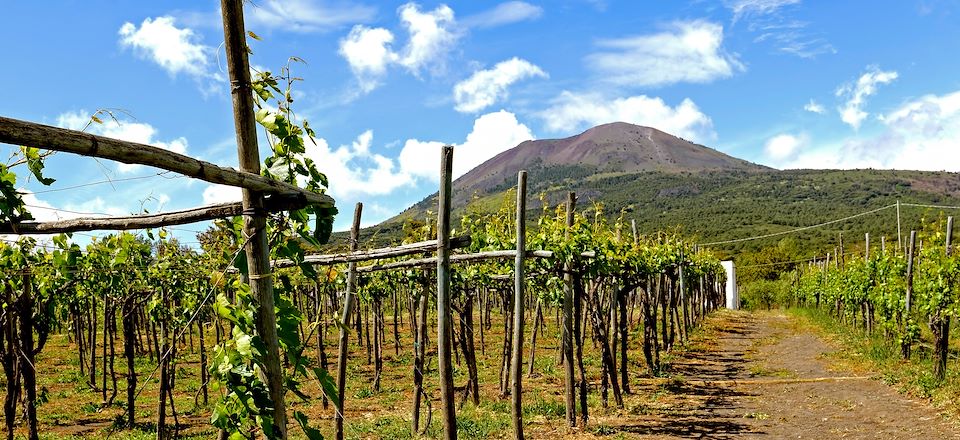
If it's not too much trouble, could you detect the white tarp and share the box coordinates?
[721,260,738,310]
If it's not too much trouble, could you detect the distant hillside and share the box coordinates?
[335,122,960,257]
[397,122,769,218]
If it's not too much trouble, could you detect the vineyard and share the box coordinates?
[790,216,960,383]
[5,2,960,440]
[0,2,732,439]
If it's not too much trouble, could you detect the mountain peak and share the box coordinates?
[451,122,767,205]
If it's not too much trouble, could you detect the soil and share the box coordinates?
[595,310,960,439]
[25,309,960,439]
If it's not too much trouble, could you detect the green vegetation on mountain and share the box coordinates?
[339,123,960,266]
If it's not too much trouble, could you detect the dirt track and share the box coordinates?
[600,311,960,439]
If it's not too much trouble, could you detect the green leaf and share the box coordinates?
[294,411,325,440]
[236,334,253,358]
[311,367,340,408]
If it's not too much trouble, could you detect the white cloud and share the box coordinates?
[118,16,220,84]
[56,110,189,174]
[769,33,836,59]
[782,90,960,171]
[836,67,898,130]
[19,191,68,222]
[725,0,801,22]
[1,192,128,242]
[803,99,825,114]
[339,26,398,93]
[727,1,835,59]
[538,91,716,143]
[398,110,534,180]
[305,131,413,199]
[453,58,547,113]
[247,0,377,33]
[587,20,743,88]
[462,1,543,28]
[763,133,807,161]
[338,3,460,94]
[202,184,243,205]
[396,3,458,74]
[64,197,129,217]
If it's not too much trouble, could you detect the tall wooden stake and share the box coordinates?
[562,192,577,427]
[897,200,902,254]
[902,230,917,359]
[933,217,954,380]
[511,171,528,440]
[220,0,287,436]
[865,233,870,261]
[437,146,457,440]
[336,203,363,440]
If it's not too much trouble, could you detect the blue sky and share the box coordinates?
[2,0,960,241]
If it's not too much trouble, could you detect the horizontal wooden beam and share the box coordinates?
[0,116,334,208]
[356,249,554,273]
[0,194,309,234]
[274,235,471,268]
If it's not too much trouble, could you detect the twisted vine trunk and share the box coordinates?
[932,317,951,382]
[456,290,480,406]
[198,319,208,406]
[411,279,429,433]
[19,274,40,440]
[573,273,588,426]
[373,296,383,392]
[123,296,137,428]
[157,288,170,440]
[617,286,630,394]
[2,283,18,440]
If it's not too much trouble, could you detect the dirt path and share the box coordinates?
[603,310,960,439]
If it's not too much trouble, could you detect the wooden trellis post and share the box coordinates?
[511,170,527,440]
[437,146,457,440]
[902,230,917,359]
[562,191,577,427]
[335,203,362,440]
[220,0,287,436]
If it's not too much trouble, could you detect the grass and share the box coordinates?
[8,308,648,439]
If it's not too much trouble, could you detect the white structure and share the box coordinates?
[721,260,738,310]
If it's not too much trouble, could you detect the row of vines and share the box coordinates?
[1,6,730,438]
[791,216,957,382]
[0,187,728,439]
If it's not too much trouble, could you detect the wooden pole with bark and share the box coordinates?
[562,192,577,427]
[510,170,527,440]
[220,0,288,436]
[933,217,954,381]
[902,230,917,359]
[335,203,363,440]
[436,146,458,440]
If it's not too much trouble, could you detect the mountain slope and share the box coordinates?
[451,122,768,207]
[347,123,960,255]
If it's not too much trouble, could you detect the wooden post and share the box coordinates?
[436,146,457,440]
[902,230,917,359]
[220,1,288,437]
[562,192,577,427]
[839,233,845,267]
[948,217,955,257]
[897,200,902,254]
[511,171,527,440]
[335,203,362,440]
[905,231,917,312]
[865,233,870,261]
[933,217,954,380]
